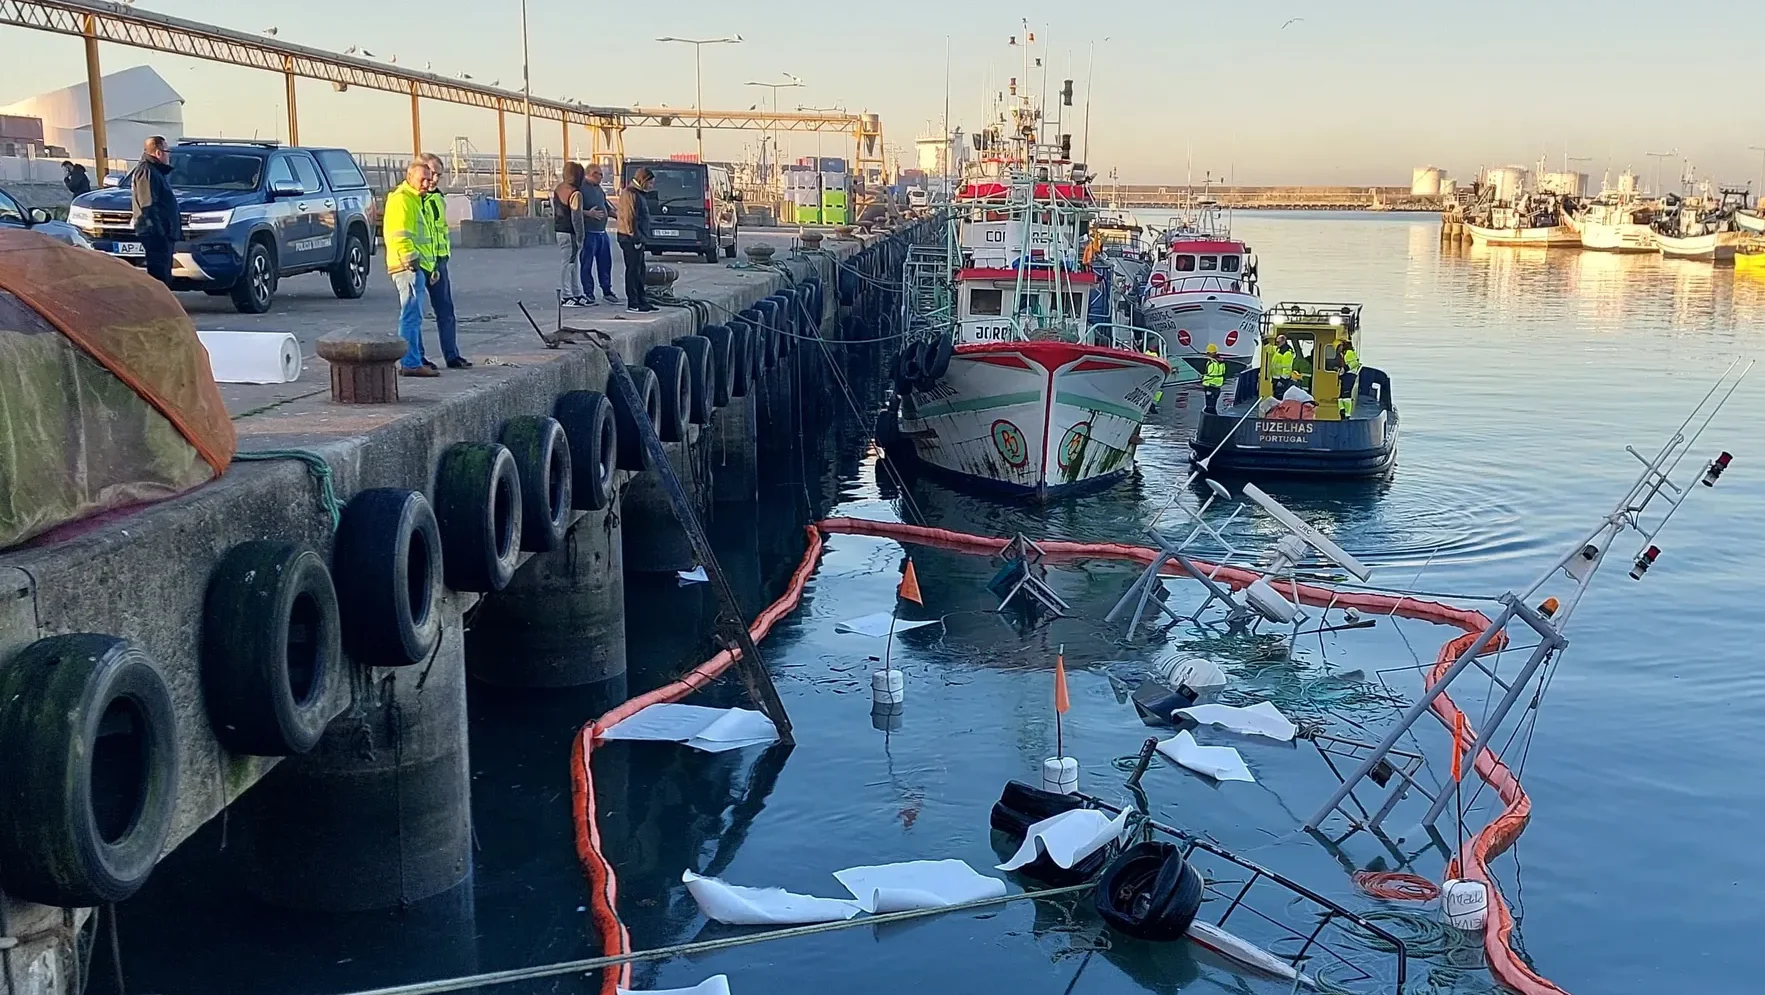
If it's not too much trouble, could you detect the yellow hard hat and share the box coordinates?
[1206,343,1218,354]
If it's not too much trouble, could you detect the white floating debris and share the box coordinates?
[197,330,302,383]
[1175,701,1297,742]
[997,808,1129,873]
[1441,878,1489,931]
[618,974,733,995]
[834,612,940,638]
[1157,731,1255,782]
[1187,921,1313,986]
[681,870,860,926]
[599,704,778,753]
[676,565,709,585]
[832,859,1007,914]
[1154,656,1228,692]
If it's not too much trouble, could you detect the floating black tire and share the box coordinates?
[554,389,617,511]
[988,780,1089,838]
[333,488,443,666]
[645,344,691,442]
[500,415,573,552]
[435,442,523,593]
[0,633,178,907]
[674,334,715,424]
[728,321,754,398]
[927,331,954,380]
[1095,840,1204,941]
[608,365,661,470]
[701,324,735,407]
[202,540,341,756]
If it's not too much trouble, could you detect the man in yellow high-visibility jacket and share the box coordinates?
[419,152,471,369]
[1269,333,1296,399]
[1201,343,1227,414]
[384,161,437,377]
[1337,334,1362,416]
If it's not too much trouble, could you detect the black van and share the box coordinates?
[622,159,738,263]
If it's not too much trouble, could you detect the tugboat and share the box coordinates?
[1189,303,1397,477]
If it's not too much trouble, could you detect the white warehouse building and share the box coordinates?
[0,65,184,165]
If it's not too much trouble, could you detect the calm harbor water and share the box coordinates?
[102,214,1764,995]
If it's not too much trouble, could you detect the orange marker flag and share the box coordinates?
[1450,711,1466,783]
[897,559,923,605]
[1054,648,1070,714]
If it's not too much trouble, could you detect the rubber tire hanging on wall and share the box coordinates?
[0,633,178,907]
[701,324,735,407]
[737,311,766,382]
[435,442,524,593]
[500,415,573,552]
[728,321,754,398]
[333,488,443,666]
[553,389,617,512]
[1094,840,1204,941]
[608,364,661,471]
[645,344,691,443]
[202,540,341,756]
[673,334,715,424]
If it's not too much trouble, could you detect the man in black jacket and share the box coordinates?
[129,136,180,287]
[61,161,92,196]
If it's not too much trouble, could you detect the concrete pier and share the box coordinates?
[0,218,934,994]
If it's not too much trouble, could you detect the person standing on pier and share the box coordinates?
[418,152,471,369]
[384,160,439,377]
[618,166,658,313]
[555,161,589,306]
[579,164,617,303]
[128,136,180,288]
[1201,343,1227,414]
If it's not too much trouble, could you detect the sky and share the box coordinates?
[5,0,1765,188]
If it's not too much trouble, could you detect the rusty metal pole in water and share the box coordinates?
[604,353,795,743]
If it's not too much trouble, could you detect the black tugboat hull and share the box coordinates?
[1189,409,1399,478]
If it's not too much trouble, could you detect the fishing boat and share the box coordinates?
[1735,240,1765,277]
[1189,303,1397,477]
[882,87,1169,501]
[1464,193,1582,247]
[1139,198,1262,380]
[1653,188,1748,262]
[1577,192,1659,253]
[1736,208,1765,235]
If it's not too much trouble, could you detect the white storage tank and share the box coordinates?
[1484,166,1528,203]
[1618,170,1639,196]
[1439,177,1458,198]
[1411,166,1444,197]
[1540,171,1588,198]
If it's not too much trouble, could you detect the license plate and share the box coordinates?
[109,241,145,257]
[652,229,682,237]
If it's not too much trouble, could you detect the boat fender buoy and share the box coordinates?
[499,415,573,553]
[0,633,179,907]
[1441,878,1489,931]
[1042,756,1079,794]
[871,668,905,707]
[202,540,341,755]
[333,488,443,665]
[645,344,691,443]
[608,364,661,470]
[672,334,715,424]
[1095,840,1204,941]
[698,325,736,408]
[434,442,523,593]
[553,390,617,512]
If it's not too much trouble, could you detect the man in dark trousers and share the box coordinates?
[579,163,617,302]
[61,160,92,196]
[129,136,180,287]
[616,166,657,313]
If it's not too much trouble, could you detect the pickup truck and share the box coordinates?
[67,139,375,313]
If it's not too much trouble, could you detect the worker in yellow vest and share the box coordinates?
[1269,333,1296,399]
[1336,333,1361,416]
[383,161,438,377]
[1201,343,1227,414]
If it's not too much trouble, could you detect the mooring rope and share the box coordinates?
[232,448,342,530]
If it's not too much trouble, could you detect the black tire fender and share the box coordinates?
[928,331,954,380]
[1095,840,1204,940]
[202,540,341,755]
[333,488,443,666]
[500,415,573,552]
[608,364,661,471]
[737,311,766,383]
[645,344,691,443]
[673,334,715,424]
[435,442,523,593]
[701,324,735,407]
[554,390,617,511]
[0,634,179,907]
[728,321,754,398]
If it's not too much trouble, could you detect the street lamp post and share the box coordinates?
[745,74,804,181]
[1646,149,1678,198]
[521,0,535,213]
[657,35,743,161]
[1748,145,1765,204]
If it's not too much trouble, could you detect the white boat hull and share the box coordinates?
[1142,290,1263,363]
[1579,221,1656,253]
[1465,222,1582,247]
[1656,230,1739,262]
[1735,210,1765,235]
[895,341,1167,499]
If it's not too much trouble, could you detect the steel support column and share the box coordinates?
[409,82,420,157]
[81,13,106,169]
[562,117,570,163]
[283,59,298,145]
[497,104,509,200]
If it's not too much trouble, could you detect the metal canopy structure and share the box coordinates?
[1,0,879,190]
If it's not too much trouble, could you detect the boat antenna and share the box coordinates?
[943,35,951,200]
[1080,39,1099,167]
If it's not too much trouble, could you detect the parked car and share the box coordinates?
[0,186,92,248]
[67,139,375,313]
[622,159,738,263]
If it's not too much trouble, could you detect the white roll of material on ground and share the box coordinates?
[871,668,905,705]
[1042,756,1079,794]
[1441,878,1489,931]
[197,331,302,384]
